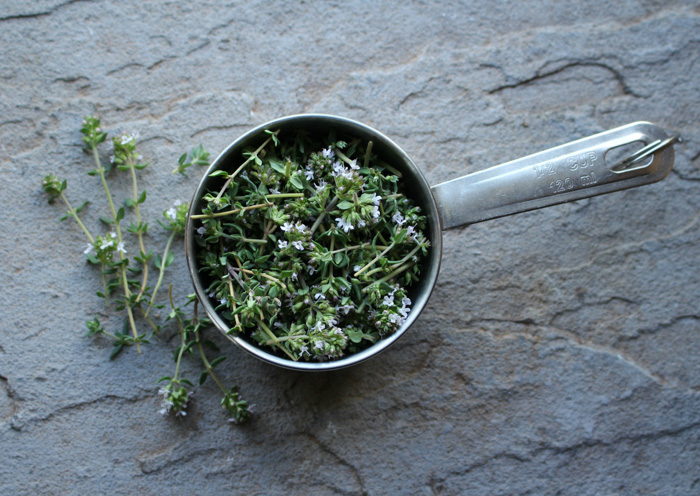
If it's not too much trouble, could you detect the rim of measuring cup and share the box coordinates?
[185,114,443,371]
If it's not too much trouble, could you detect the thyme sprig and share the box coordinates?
[42,116,250,423]
[193,129,430,362]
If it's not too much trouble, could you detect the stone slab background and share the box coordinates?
[1,1,700,494]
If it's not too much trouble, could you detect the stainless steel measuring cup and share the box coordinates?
[185,114,677,371]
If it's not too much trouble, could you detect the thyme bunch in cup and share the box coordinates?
[42,116,250,422]
[192,129,430,361]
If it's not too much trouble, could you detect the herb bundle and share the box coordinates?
[192,129,430,361]
[42,116,250,423]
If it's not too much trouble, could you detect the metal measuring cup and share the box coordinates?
[185,114,677,371]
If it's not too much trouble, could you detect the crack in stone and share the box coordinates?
[540,210,700,277]
[433,421,700,484]
[12,392,153,429]
[488,60,638,98]
[106,62,145,77]
[300,432,368,496]
[137,446,217,475]
[0,0,89,22]
[466,322,670,387]
[190,123,248,139]
[619,314,700,342]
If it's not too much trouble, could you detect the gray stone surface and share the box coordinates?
[1,0,700,494]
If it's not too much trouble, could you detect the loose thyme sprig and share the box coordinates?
[160,288,251,422]
[81,117,142,352]
[193,130,430,362]
[43,115,250,423]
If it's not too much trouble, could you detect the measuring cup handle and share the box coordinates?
[430,122,677,230]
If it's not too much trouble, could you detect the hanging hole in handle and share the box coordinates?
[605,140,652,172]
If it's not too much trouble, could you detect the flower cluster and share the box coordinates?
[84,231,126,264]
[193,129,430,361]
[158,380,192,418]
[163,199,189,234]
[111,130,147,171]
[222,387,252,424]
[42,173,66,202]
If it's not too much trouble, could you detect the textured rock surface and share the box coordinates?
[1,1,700,494]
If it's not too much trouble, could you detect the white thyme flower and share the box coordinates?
[314,292,325,301]
[336,217,354,233]
[370,193,382,205]
[349,159,359,170]
[291,240,304,251]
[270,188,280,194]
[314,180,327,192]
[331,161,346,177]
[383,294,395,306]
[116,242,127,254]
[166,207,177,220]
[278,240,288,249]
[322,147,335,159]
[109,154,115,164]
[196,226,206,237]
[392,212,405,226]
[314,341,325,350]
[100,239,114,250]
[119,131,138,145]
[84,243,94,255]
[281,222,294,232]
[300,345,310,357]
[371,206,381,219]
[304,169,314,180]
[295,222,308,233]
[406,225,417,241]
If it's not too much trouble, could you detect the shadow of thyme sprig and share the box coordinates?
[192,129,430,362]
[42,115,250,424]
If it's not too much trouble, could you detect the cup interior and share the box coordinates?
[185,114,443,371]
